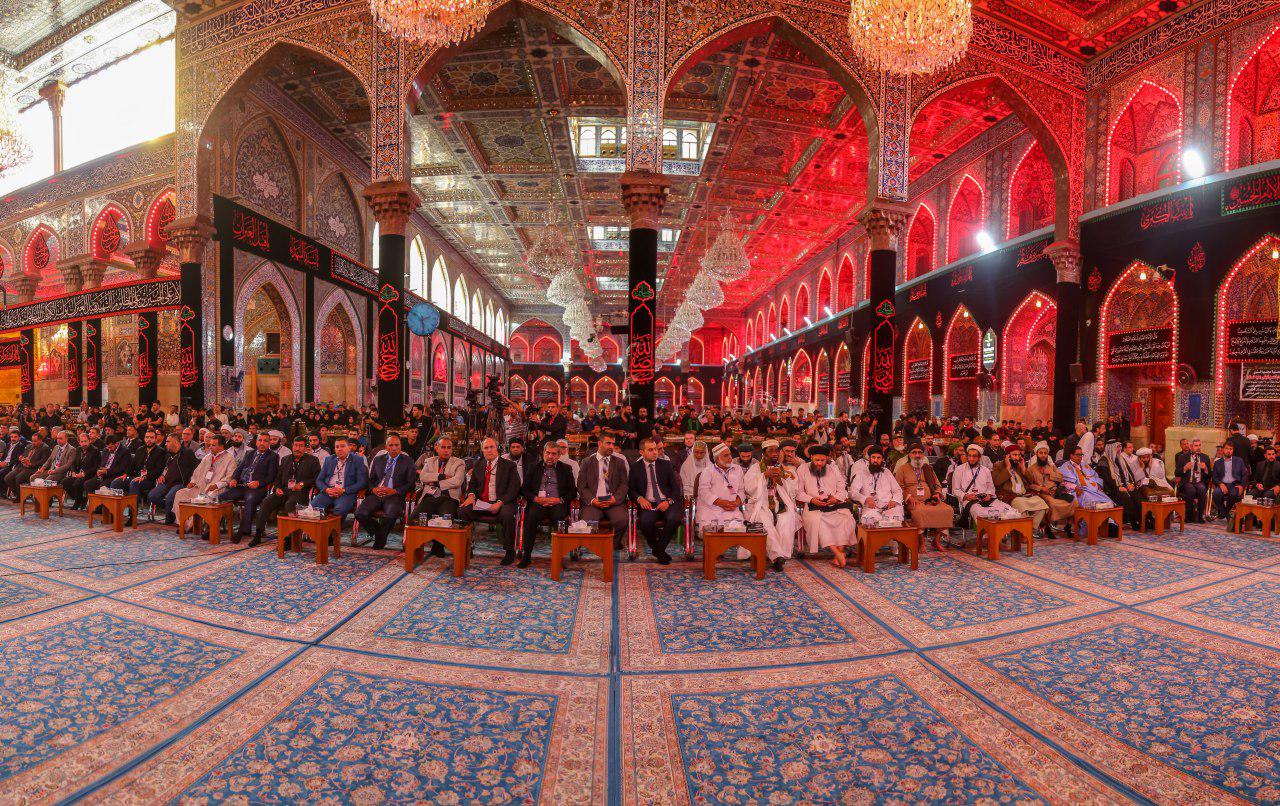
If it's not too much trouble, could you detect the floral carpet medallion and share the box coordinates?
[810,552,1112,646]
[1131,524,1280,569]
[1140,572,1280,649]
[324,559,611,672]
[93,649,608,805]
[621,655,1115,804]
[0,600,292,802]
[0,527,237,592]
[116,546,401,640]
[931,611,1280,802]
[619,563,900,670]
[0,571,88,622]
[997,541,1239,604]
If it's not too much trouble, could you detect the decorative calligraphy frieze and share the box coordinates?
[1107,327,1174,367]
[1222,170,1280,216]
[1226,321,1280,363]
[0,280,180,331]
[178,0,358,61]
[331,251,378,294]
[1139,194,1195,229]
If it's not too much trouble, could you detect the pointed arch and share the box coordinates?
[1107,80,1182,204]
[791,349,813,406]
[906,204,936,281]
[485,300,496,338]
[24,225,62,297]
[688,335,705,365]
[1007,142,1055,239]
[599,335,621,363]
[312,171,363,258]
[234,114,301,226]
[408,236,428,297]
[815,349,831,410]
[765,365,776,408]
[593,375,620,406]
[531,375,562,404]
[794,284,810,324]
[568,376,590,408]
[780,295,792,332]
[837,254,855,310]
[767,303,778,339]
[452,275,469,322]
[746,320,755,351]
[495,308,507,343]
[1002,291,1057,421]
[532,336,562,364]
[1227,25,1280,170]
[816,272,832,317]
[903,317,933,413]
[1215,234,1280,418]
[91,204,131,261]
[235,261,303,404]
[508,374,528,402]
[430,256,450,310]
[315,288,365,405]
[471,290,484,331]
[947,175,985,263]
[943,305,981,418]
[685,377,705,410]
[144,189,176,250]
[834,342,852,411]
[654,377,677,411]
[510,335,530,363]
[1098,260,1178,418]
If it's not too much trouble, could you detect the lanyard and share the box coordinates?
[716,466,736,495]
[482,461,494,501]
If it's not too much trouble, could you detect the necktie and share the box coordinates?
[386,455,396,486]
[648,462,659,501]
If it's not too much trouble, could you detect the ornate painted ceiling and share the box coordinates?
[975,0,1193,55]
[261,49,372,163]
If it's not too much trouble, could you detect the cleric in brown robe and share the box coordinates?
[894,443,953,551]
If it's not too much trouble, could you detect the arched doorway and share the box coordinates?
[508,375,528,404]
[791,350,813,410]
[906,206,936,280]
[1215,235,1280,427]
[1099,262,1178,447]
[947,176,985,263]
[568,376,589,410]
[945,306,981,418]
[655,377,677,412]
[1007,142,1055,237]
[686,378,705,410]
[903,318,933,415]
[834,343,852,413]
[765,365,775,409]
[1108,81,1182,204]
[593,376,619,408]
[242,281,295,407]
[430,337,448,399]
[531,375,561,405]
[815,350,831,413]
[452,343,468,406]
[317,304,358,404]
[778,359,792,408]
[1002,292,1057,424]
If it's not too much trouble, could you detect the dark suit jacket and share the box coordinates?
[577,452,629,505]
[521,460,576,504]
[158,447,199,487]
[628,457,681,504]
[232,449,280,488]
[132,445,167,482]
[0,438,27,467]
[19,442,51,470]
[466,456,520,505]
[1253,459,1280,490]
[1213,456,1249,488]
[1174,451,1211,483]
[273,453,320,493]
[98,444,133,480]
[368,452,417,497]
[74,445,101,478]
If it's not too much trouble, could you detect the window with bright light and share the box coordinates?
[453,276,468,322]
[430,257,449,310]
[408,236,427,296]
[371,222,380,269]
[0,104,54,196]
[63,40,176,170]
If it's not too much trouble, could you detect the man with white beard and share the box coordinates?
[848,446,905,526]
[743,439,799,571]
[795,445,856,567]
[949,444,1018,525]
[696,443,745,530]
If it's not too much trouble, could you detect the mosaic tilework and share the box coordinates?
[0,600,293,803]
[619,563,901,671]
[90,649,608,804]
[323,559,611,673]
[116,547,402,641]
[932,612,1280,803]
[809,552,1113,646]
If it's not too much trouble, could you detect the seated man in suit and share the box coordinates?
[1251,444,1280,502]
[0,427,26,479]
[577,433,629,549]
[355,435,417,549]
[5,432,50,498]
[411,436,467,557]
[518,441,576,568]
[63,431,101,509]
[310,437,368,521]
[252,436,321,546]
[82,433,131,499]
[219,432,280,542]
[1212,442,1248,521]
[629,437,684,565]
[1175,438,1212,524]
[111,429,165,507]
[458,437,521,565]
[148,433,198,524]
[30,429,79,488]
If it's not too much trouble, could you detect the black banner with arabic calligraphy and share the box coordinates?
[1226,321,1280,363]
[137,311,159,406]
[0,279,179,332]
[0,340,21,369]
[84,319,102,407]
[19,329,33,407]
[66,321,81,407]
[1106,328,1174,367]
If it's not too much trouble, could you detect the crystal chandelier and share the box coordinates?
[686,270,725,311]
[848,0,972,75]
[525,208,577,279]
[700,213,750,282]
[371,0,492,47]
[0,69,31,177]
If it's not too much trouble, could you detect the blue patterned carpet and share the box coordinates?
[0,513,1277,802]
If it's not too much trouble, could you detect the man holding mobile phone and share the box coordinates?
[577,433,630,548]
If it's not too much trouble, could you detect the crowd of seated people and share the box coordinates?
[0,399,1267,564]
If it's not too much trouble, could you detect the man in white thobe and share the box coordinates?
[696,443,745,530]
[848,447,905,526]
[795,445,856,566]
[949,444,1018,524]
[743,439,799,570]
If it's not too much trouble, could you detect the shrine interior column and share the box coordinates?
[620,171,670,415]
[858,202,910,437]
[169,216,215,410]
[1048,241,1082,432]
[363,181,419,428]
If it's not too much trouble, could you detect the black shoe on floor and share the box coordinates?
[231,533,242,544]
[430,544,447,557]
[656,553,672,565]
[517,554,532,569]
[772,557,786,572]
[500,551,516,566]
[248,535,263,548]
[373,537,387,550]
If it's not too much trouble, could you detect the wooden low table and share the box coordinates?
[701,530,768,580]
[178,500,234,545]
[1232,501,1277,538]
[856,523,920,574]
[1141,499,1186,536]
[20,483,65,519]
[973,515,1035,560]
[1072,505,1124,545]
[404,523,473,576]
[277,514,343,565]
[87,491,136,532]
[551,530,614,582]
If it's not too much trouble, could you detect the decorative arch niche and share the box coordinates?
[1228,25,1280,170]
[568,376,589,409]
[906,205,936,280]
[1007,142,1055,238]
[791,350,813,407]
[24,226,62,297]
[236,263,301,406]
[795,285,810,324]
[312,172,363,258]
[1098,261,1178,435]
[1108,81,1182,204]
[837,255,854,310]
[903,318,933,414]
[944,305,981,418]
[531,375,561,404]
[315,289,364,405]
[655,377,677,411]
[816,272,832,316]
[91,205,131,261]
[815,349,831,410]
[144,189,176,250]
[1002,291,1057,423]
[834,342,852,411]
[1215,234,1280,426]
[593,376,619,407]
[508,374,528,402]
[947,176,984,264]
[234,115,301,226]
